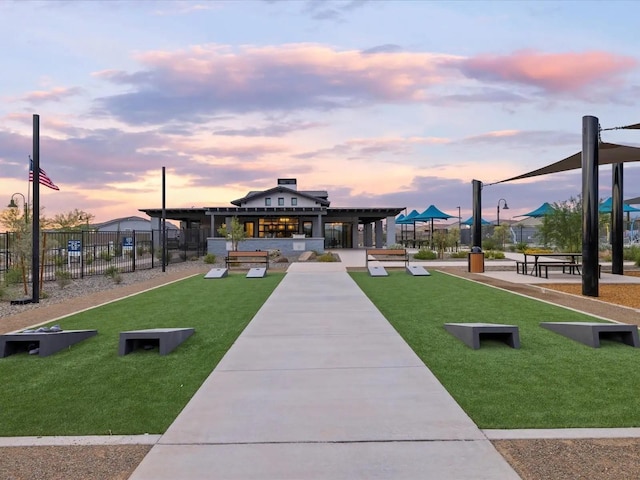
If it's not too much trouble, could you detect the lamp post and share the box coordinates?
[456,206,461,248]
[496,198,509,226]
[8,193,28,222]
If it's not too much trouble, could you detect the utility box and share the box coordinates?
[468,252,485,273]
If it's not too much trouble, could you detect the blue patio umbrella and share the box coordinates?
[414,205,454,247]
[598,197,640,213]
[397,209,421,241]
[518,202,556,218]
[461,217,491,226]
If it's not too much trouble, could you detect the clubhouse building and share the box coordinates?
[139,178,403,257]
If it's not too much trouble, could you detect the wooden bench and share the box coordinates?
[225,250,269,270]
[365,249,408,268]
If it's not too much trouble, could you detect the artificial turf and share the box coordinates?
[350,270,640,429]
[0,273,283,436]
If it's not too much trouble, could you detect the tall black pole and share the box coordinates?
[582,116,599,297]
[472,179,482,250]
[162,166,166,272]
[32,114,40,303]
[611,163,623,274]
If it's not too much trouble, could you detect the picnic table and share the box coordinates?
[516,252,582,277]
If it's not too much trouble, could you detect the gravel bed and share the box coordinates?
[0,261,210,320]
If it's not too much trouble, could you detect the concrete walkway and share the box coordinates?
[129,255,520,479]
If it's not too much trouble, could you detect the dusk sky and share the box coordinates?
[2,0,640,223]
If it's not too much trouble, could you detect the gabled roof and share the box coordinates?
[231,186,330,207]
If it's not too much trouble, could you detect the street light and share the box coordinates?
[456,206,461,247]
[496,198,509,226]
[7,192,28,222]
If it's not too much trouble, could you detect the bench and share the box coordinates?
[365,248,409,277]
[541,322,639,348]
[119,328,195,356]
[536,261,581,278]
[536,262,601,278]
[365,249,408,268]
[444,323,520,350]
[0,330,98,358]
[225,250,269,270]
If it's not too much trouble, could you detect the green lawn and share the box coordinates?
[350,270,640,429]
[0,273,284,436]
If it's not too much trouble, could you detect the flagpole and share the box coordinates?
[32,114,40,303]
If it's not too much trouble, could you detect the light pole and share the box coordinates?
[496,198,509,226]
[7,193,28,222]
[456,206,461,247]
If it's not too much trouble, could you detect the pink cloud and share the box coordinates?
[21,86,83,104]
[458,50,637,93]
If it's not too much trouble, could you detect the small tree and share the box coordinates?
[217,217,247,251]
[536,196,582,252]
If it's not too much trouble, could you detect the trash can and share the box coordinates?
[468,248,484,273]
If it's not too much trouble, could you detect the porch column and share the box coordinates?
[314,214,323,238]
[363,223,373,247]
[386,216,396,246]
[375,220,384,247]
[351,218,360,248]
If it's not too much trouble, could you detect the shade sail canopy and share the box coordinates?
[414,204,454,222]
[461,217,490,226]
[497,143,640,184]
[517,202,556,218]
[396,209,420,224]
[598,197,640,213]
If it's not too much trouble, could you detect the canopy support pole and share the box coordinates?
[612,163,624,274]
[582,116,599,297]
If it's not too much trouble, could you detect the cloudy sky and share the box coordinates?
[2,0,640,223]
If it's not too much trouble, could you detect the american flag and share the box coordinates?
[29,157,60,191]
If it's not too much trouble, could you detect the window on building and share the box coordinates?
[259,217,299,238]
[291,197,298,206]
[278,197,284,206]
[265,198,271,206]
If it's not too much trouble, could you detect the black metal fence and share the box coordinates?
[0,228,208,282]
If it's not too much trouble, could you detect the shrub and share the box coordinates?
[485,250,505,260]
[104,266,120,279]
[55,270,72,289]
[4,267,23,286]
[99,250,112,262]
[317,253,338,262]
[482,238,498,251]
[624,245,640,261]
[448,251,467,259]
[413,249,437,260]
[387,243,404,249]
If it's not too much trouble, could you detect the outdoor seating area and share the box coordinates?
[516,252,583,278]
[365,248,409,276]
[225,250,269,278]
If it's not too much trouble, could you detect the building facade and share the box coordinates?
[139,178,403,257]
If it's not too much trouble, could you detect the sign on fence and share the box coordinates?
[67,239,81,266]
[122,236,134,258]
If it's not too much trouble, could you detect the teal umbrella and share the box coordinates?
[397,209,421,241]
[414,205,454,248]
[461,217,490,226]
[598,197,640,213]
[518,202,556,218]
